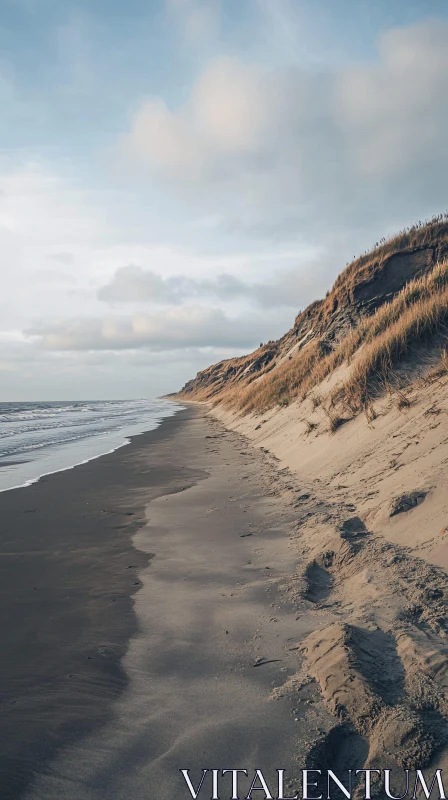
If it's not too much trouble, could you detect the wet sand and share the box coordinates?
[0,408,202,798]
[1,405,309,800]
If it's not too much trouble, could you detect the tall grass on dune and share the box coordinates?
[332,287,448,411]
[227,259,448,414]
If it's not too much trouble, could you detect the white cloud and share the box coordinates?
[122,19,448,239]
[97,262,327,310]
[122,57,272,181]
[0,162,313,368]
[124,98,202,174]
[0,162,106,249]
[32,268,77,284]
[165,0,221,44]
[0,162,114,333]
[336,21,448,177]
[122,56,288,179]
[27,305,288,351]
[191,58,268,153]
[0,339,244,400]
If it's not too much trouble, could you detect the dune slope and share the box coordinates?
[175,215,448,779]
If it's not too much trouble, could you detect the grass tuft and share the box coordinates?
[332,285,448,412]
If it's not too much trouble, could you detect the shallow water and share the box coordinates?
[0,398,182,492]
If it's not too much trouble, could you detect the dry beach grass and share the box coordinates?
[177,215,448,420]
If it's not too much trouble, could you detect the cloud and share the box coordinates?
[122,20,448,239]
[47,252,75,265]
[97,263,325,309]
[27,305,288,352]
[0,162,116,333]
[0,339,245,401]
[32,268,77,284]
[122,56,287,179]
[335,21,448,178]
[165,0,221,44]
[121,57,271,182]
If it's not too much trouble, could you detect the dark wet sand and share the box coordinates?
[1,405,308,800]
[0,408,199,799]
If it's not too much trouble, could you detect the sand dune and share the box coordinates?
[200,371,448,780]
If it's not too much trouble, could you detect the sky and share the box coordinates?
[1,0,448,400]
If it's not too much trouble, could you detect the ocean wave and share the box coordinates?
[0,399,174,460]
[0,399,143,423]
[0,398,183,492]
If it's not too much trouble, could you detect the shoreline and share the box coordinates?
[0,401,183,494]
[0,405,193,800]
[12,403,309,800]
[4,399,446,799]
[0,441,134,494]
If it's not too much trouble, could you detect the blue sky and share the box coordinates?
[1,0,448,399]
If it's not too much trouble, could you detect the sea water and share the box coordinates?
[0,398,182,492]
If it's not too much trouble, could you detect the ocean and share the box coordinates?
[0,398,182,492]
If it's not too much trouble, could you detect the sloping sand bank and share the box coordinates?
[209,376,448,788]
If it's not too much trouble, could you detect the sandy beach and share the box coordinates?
[1,404,322,800]
[3,3,448,796]
[3,395,448,800]
[0,408,189,798]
